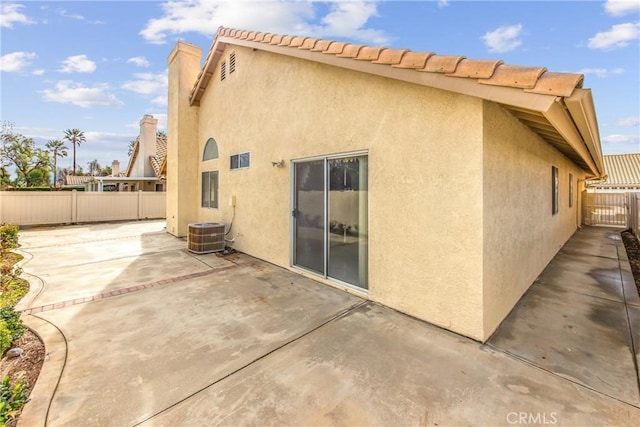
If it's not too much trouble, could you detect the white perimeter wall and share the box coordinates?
[0,191,166,226]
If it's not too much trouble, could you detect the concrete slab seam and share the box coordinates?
[19,265,242,315]
[131,300,369,426]
[12,247,46,311]
[484,342,640,410]
[21,232,167,250]
[543,281,629,307]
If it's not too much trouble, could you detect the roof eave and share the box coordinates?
[564,89,605,177]
[189,32,603,177]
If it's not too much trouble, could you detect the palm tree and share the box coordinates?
[87,159,101,176]
[127,139,137,157]
[45,139,68,187]
[63,128,86,174]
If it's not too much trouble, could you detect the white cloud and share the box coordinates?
[41,80,124,108]
[482,24,523,53]
[615,116,640,127]
[150,113,168,131]
[0,51,36,72]
[438,0,450,8]
[59,55,97,73]
[151,95,168,106]
[576,67,625,78]
[32,69,45,76]
[127,56,150,67]
[57,8,104,24]
[602,134,640,144]
[0,3,35,28]
[588,22,640,50]
[604,0,640,16]
[122,71,169,108]
[140,0,388,45]
[313,2,387,44]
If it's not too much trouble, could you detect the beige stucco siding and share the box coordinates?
[195,45,486,339]
[482,101,586,339]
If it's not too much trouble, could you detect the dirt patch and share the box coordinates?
[0,329,45,426]
[621,229,640,297]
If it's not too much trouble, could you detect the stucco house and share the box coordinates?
[587,153,640,192]
[86,114,167,192]
[166,27,604,342]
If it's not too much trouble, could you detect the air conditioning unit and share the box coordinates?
[187,222,225,254]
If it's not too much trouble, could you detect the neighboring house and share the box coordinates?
[86,115,167,192]
[166,27,605,342]
[62,174,93,188]
[587,153,640,192]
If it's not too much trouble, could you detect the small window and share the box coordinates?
[569,173,573,208]
[202,171,219,209]
[203,138,219,161]
[552,166,559,215]
[220,61,226,81]
[229,52,236,74]
[230,152,250,170]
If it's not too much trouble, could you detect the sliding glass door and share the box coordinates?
[293,154,368,290]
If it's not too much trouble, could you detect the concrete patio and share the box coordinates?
[14,221,640,426]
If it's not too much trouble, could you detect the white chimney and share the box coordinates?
[112,160,120,177]
[138,114,157,177]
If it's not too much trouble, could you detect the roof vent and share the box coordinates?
[230,52,236,74]
[220,61,226,81]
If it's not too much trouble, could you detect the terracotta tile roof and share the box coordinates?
[187,26,604,178]
[150,136,167,179]
[64,175,93,186]
[590,154,640,187]
[191,26,584,102]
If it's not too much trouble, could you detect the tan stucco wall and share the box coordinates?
[193,45,486,339]
[166,42,202,237]
[481,101,586,339]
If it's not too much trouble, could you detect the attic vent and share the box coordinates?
[229,52,236,74]
[220,61,226,81]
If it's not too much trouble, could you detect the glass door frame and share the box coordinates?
[290,150,368,292]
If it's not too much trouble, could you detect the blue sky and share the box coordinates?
[1,0,639,174]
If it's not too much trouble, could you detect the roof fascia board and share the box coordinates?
[542,100,599,177]
[215,37,557,113]
[564,89,604,175]
[190,40,227,106]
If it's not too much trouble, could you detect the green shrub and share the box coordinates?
[0,376,28,427]
[0,323,11,356]
[0,308,23,343]
[0,225,18,253]
[0,276,28,309]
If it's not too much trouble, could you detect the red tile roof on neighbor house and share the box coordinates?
[186,26,605,178]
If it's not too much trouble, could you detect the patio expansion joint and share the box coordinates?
[131,299,370,426]
[20,233,151,250]
[484,343,640,410]
[20,263,242,315]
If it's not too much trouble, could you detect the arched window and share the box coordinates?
[203,138,219,161]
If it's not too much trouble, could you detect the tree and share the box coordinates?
[87,159,101,176]
[157,130,167,138]
[127,139,137,157]
[45,139,68,187]
[101,165,112,176]
[63,128,85,174]
[1,123,51,187]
